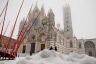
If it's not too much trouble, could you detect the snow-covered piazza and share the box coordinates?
[1,49,96,64]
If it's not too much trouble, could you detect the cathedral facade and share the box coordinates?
[18,5,96,57]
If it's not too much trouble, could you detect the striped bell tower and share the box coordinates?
[63,5,73,39]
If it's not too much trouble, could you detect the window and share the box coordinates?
[32,35,35,40]
[70,51,73,52]
[59,36,61,43]
[89,51,92,56]
[47,35,50,41]
[30,43,35,55]
[22,45,26,53]
[54,33,57,42]
[79,43,82,48]
[67,29,69,32]
[50,33,52,39]
[41,44,45,50]
[70,41,73,48]
[66,25,70,32]
[0,44,2,47]
[62,38,64,45]
[9,45,13,49]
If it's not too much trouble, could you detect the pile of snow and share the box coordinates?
[1,49,96,64]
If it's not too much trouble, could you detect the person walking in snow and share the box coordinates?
[49,46,53,50]
[54,46,57,51]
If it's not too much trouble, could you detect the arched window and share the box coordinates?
[70,41,73,48]
[84,41,95,57]
[84,41,95,48]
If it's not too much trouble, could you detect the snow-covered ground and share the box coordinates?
[1,49,96,64]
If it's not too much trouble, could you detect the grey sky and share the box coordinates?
[0,0,96,39]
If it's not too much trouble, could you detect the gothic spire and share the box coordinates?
[41,5,44,13]
[47,8,54,18]
[40,5,45,16]
[47,8,55,26]
[33,2,40,13]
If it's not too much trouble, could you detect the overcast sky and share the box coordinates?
[0,0,96,39]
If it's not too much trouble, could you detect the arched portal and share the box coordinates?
[84,41,96,57]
